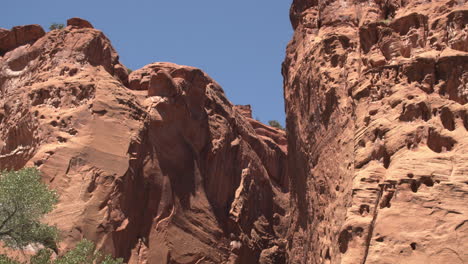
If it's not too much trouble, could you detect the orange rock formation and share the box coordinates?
[283,0,467,263]
[1,0,467,262]
[0,20,288,263]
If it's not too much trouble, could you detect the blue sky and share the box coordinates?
[3,1,293,125]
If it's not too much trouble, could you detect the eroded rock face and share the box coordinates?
[0,20,288,263]
[283,0,468,263]
[0,24,45,55]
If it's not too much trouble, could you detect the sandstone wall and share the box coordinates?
[283,0,468,263]
[0,21,289,264]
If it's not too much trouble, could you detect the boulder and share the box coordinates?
[66,17,94,29]
[0,24,45,54]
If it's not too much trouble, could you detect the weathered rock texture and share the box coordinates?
[0,25,45,55]
[0,21,289,263]
[283,0,468,263]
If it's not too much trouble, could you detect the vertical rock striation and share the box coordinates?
[283,0,468,263]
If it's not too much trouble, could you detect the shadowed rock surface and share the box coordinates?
[283,0,467,263]
[0,21,289,264]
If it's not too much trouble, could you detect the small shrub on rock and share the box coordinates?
[49,23,64,31]
[268,120,285,130]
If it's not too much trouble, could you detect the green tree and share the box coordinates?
[49,23,64,31]
[30,249,52,264]
[0,254,20,264]
[0,168,123,263]
[54,239,96,264]
[0,168,58,250]
[268,120,285,130]
[52,239,122,264]
[2,240,123,264]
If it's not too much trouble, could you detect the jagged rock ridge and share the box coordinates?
[0,19,289,264]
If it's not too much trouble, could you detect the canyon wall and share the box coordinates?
[2,1,468,262]
[0,19,289,264]
[283,0,468,263]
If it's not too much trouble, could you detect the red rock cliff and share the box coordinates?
[0,21,289,263]
[283,0,467,263]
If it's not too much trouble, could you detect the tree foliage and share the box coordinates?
[54,239,123,264]
[268,120,285,130]
[0,254,20,264]
[29,249,52,264]
[1,240,123,264]
[0,168,58,249]
[0,169,123,263]
[49,23,64,31]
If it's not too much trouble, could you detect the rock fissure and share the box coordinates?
[361,183,384,264]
